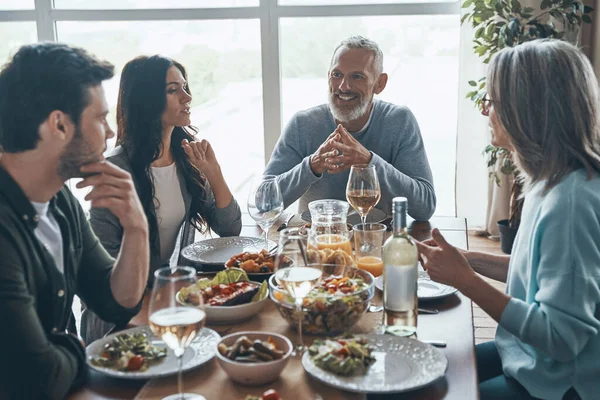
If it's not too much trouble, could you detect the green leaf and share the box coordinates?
[511,0,522,13]
[466,90,478,98]
[468,80,477,86]
[540,0,551,9]
[462,0,474,8]
[582,15,592,23]
[584,5,594,13]
[251,281,269,302]
[461,13,470,24]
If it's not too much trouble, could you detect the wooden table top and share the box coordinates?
[69,215,476,400]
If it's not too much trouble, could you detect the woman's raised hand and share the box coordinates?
[182,138,221,179]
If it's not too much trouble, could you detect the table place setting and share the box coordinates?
[75,169,474,400]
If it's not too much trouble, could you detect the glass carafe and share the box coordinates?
[307,199,353,258]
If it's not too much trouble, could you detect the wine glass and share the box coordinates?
[274,228,321,355]
[346,164,381,227]
[346,165,380,252]
[148,267,206,400]
[247,175,284,249]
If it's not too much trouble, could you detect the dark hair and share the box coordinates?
[116,55,208,245]
[0,42,114,152]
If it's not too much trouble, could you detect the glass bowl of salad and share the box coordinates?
[268,264,375,335]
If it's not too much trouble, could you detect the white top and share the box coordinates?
[31,201,64,274]
[151,162,186,263]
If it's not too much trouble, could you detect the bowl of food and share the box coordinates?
[177,269,269,324]
[269,264,374,335]
[225,250,292,282]
[216,331,292,385]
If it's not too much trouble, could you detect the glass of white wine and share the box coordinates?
[346,164,381,252]
[346,164,381,226]
[274,229,320,355]
[148,266,206,400]
[247,175,284,250]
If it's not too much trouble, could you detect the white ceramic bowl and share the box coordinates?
[215,331,292,385]
[176,282,268,325]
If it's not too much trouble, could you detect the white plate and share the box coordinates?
[181,237,276,265]
[374,267,458,301]
[86,326,220,379]
[302,335,448,394]
[301,205,387,226]
[176,285,268,325]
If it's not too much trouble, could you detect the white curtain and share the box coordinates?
[455,8,492,229]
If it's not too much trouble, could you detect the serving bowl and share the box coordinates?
[176,280,268,324]
[224,252,293,283]
[269,264,374,335]
[215,331,292,385]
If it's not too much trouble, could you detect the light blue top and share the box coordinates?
[264,100,436,221]
[496,169,600,400]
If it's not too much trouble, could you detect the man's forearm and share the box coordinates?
[110,227,149,308]
[466,250,511,283]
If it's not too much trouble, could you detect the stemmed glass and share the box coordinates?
[346,165,381,252]
[346,164,381,226]
[247,175,284,249]
[148,267,206,400]
[274,228,320,355]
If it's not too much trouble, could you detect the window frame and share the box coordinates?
[1,0,461,214]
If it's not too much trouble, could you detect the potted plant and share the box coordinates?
[462,0,593,253]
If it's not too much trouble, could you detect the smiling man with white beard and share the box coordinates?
[264,36,436,221]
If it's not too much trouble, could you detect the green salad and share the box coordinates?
[308,336,376,376]
[272,274,372,335]
[90,332,167,372]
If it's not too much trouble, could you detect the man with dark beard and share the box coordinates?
[265,36,436,220]
[0,43,149,399]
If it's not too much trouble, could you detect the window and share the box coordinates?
[280,15,460,216]
[1,1,462,218]
[280,0,455,4]
[0,22,37,62]
[0,0,34,9]
[54,0,258,9]
[57,19,263,209]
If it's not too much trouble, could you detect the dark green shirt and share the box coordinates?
[0,166,141,400]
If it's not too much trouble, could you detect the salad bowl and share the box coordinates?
[269,264,375,335]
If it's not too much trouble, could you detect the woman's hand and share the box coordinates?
[415,228,478,292]
[182,138,222,180]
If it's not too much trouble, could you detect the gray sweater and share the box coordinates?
[264,100,436,221]
[90,146,242,272]
[82,146,242,344]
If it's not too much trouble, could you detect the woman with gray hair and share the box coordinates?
[416,39,600,399]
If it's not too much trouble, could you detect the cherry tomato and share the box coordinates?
[261,389,280,400]
[126,355,144,371]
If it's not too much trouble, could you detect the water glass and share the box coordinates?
[353,223,387,277]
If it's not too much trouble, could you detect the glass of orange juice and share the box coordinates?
[353,223,387,277]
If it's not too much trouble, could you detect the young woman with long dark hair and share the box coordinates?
[82,55,241,343]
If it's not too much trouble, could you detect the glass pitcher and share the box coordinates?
[307,199,353,257]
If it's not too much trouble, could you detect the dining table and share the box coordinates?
[69,213,477,400]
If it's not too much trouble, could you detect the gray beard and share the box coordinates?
[328,93,371,123]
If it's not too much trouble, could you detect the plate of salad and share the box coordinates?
[86,326,220,379]
[302,334,448,394]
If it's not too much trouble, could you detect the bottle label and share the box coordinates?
[384,263,418,311]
